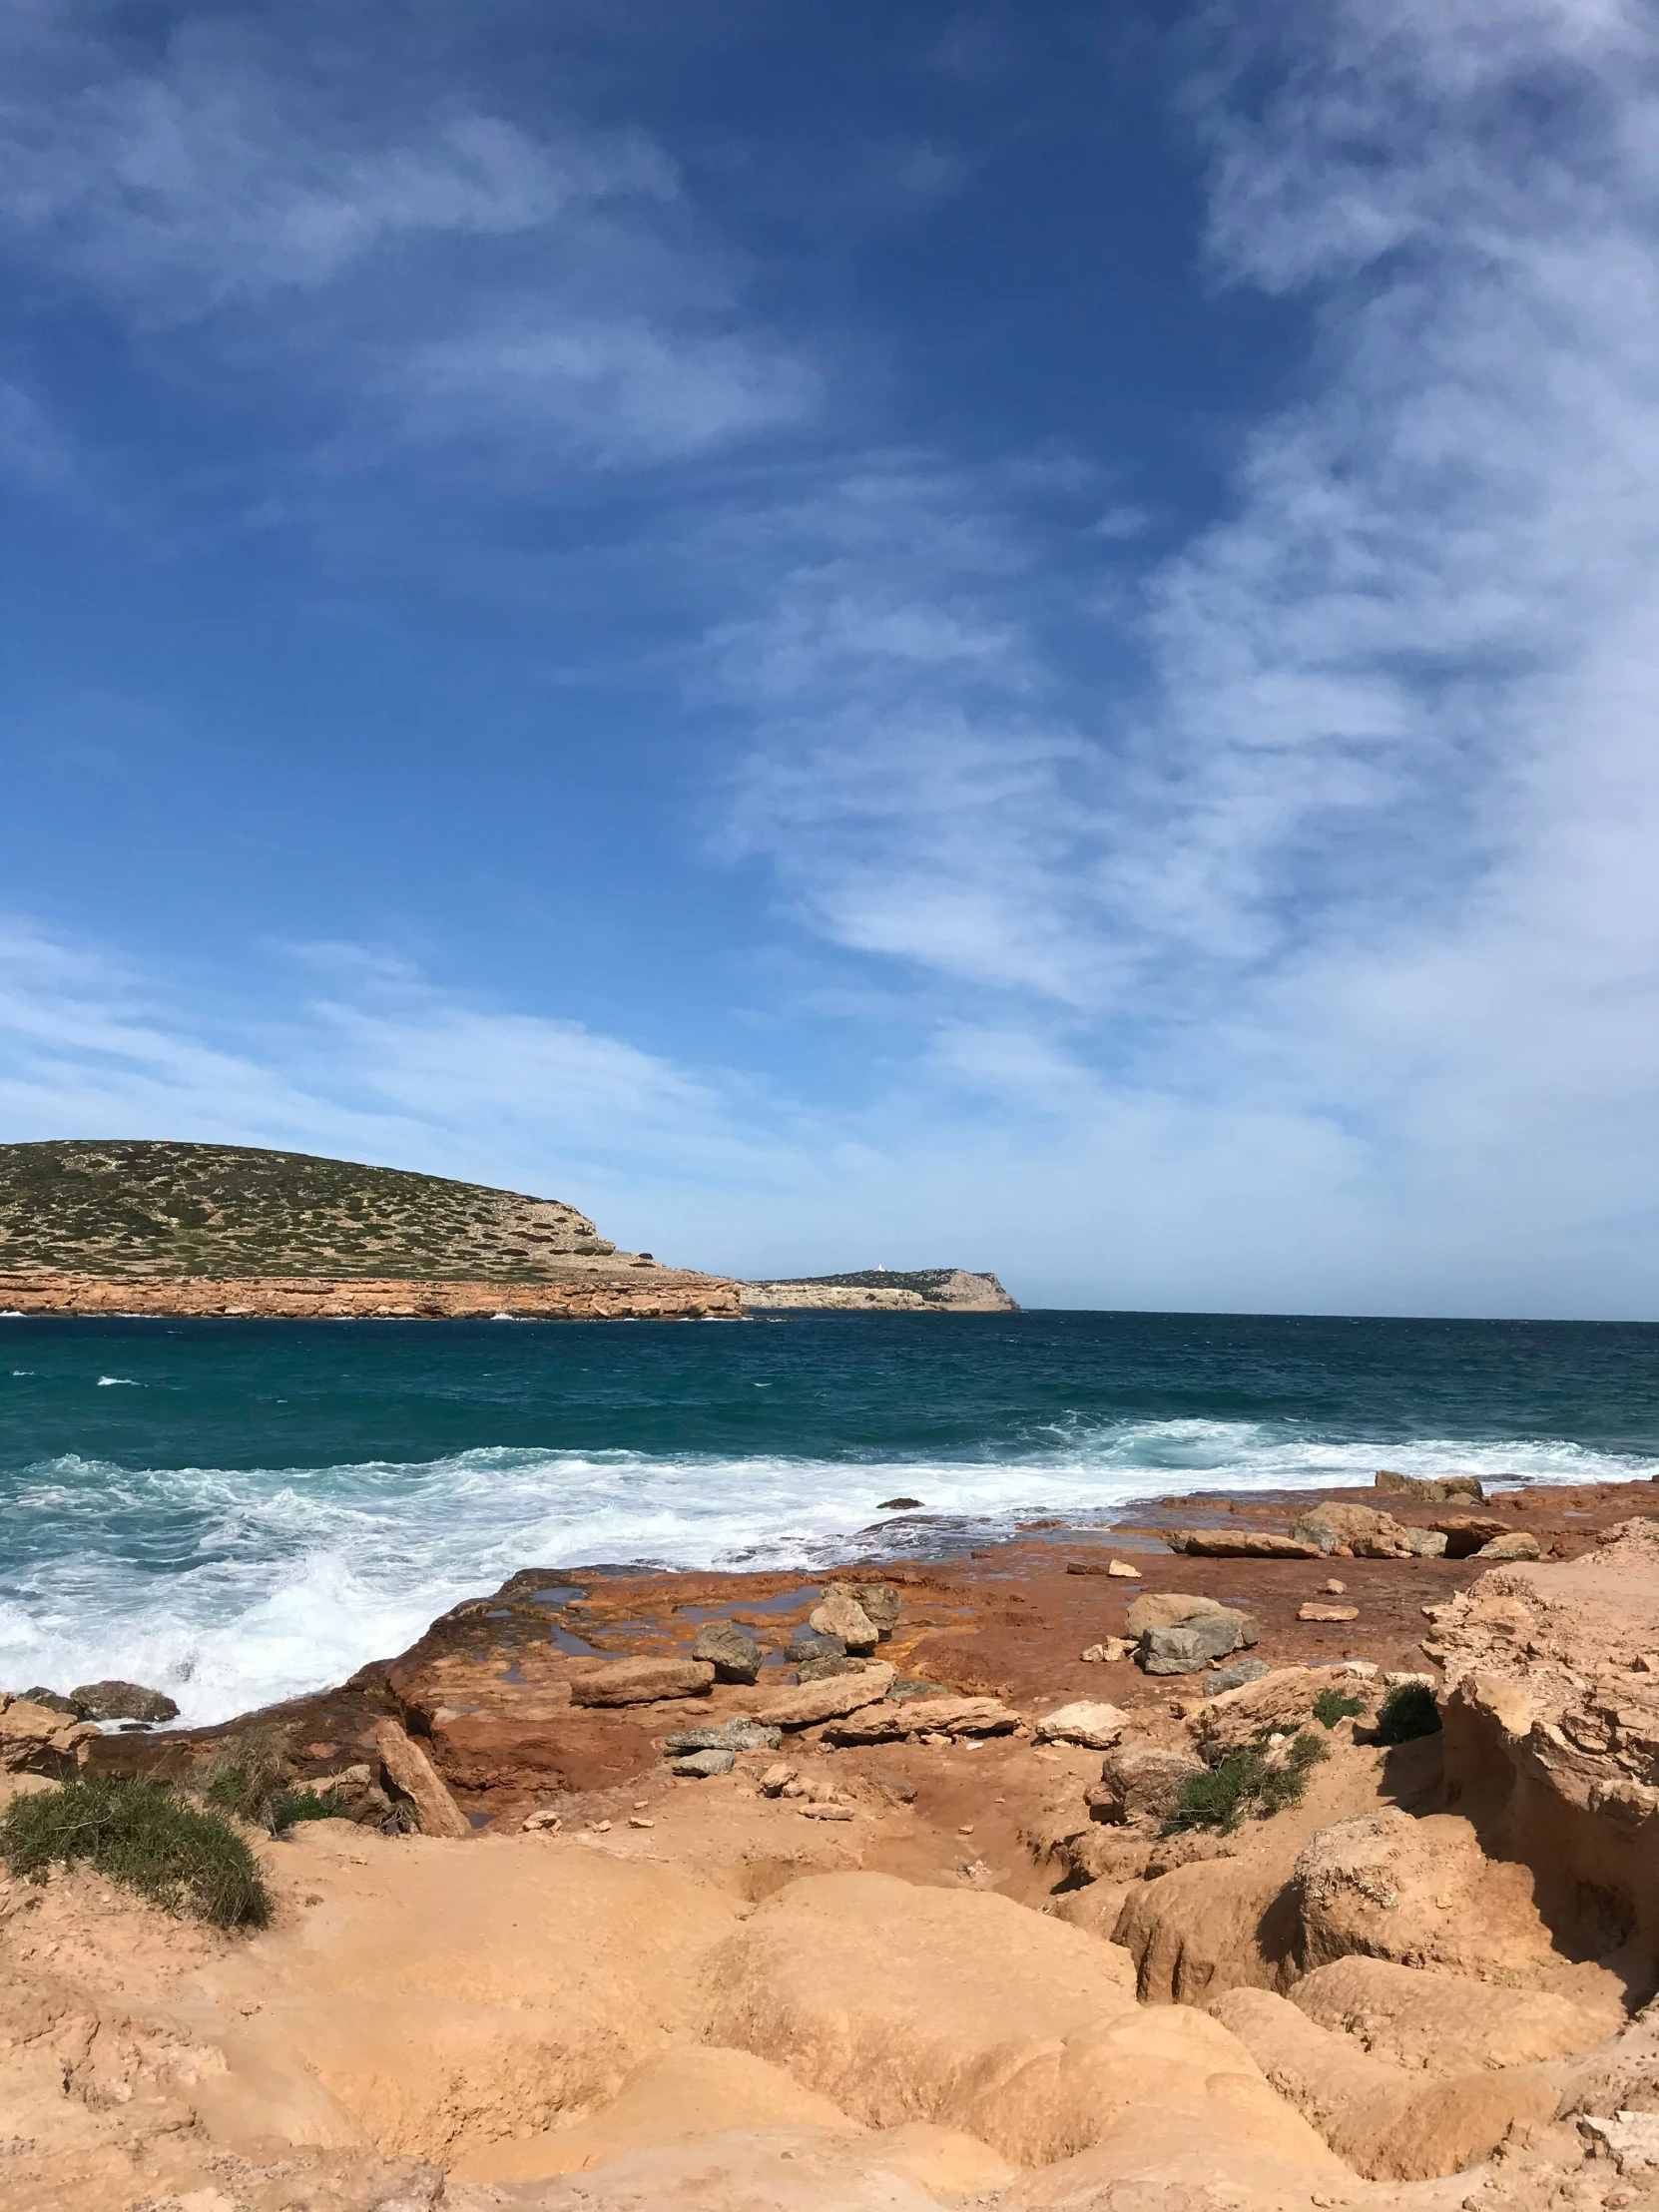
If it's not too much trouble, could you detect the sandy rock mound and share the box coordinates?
[1290,1953,1613,2071]
[1209,1984,1559,2178]
[192,1827,743,2180]
[699,1869,1335,2174]
[520,2047,861,2176]
[448,2120,1009,2211]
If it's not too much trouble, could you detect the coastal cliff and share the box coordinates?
[741,1267,1018,1313]
[0,1142,1012,1321]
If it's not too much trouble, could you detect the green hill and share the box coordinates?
[0,1140,624,1282]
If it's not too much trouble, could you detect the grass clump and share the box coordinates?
[1375,1682,1441,1744]
[0,1776,271,1930]
[203,1729,291,1832]
[1313,1686,1366,1729]
[1164,1731,1330,1836]
[271,1786,348,1829]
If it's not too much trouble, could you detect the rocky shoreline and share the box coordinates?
[0,1267,746,1321]
[7,1469,1659,2211]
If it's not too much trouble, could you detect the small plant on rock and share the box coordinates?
[1163,1730,1329,1836]
[202,1727,291,1831]
[270,1786,348,1830]
[0,1776,271,1930]
[1375,1682,1441,1744]
[1313,1686,1366,1729]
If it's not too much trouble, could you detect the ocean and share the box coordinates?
[3,1309,1656,1728]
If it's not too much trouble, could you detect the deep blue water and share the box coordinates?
[3,1309,1655,1723]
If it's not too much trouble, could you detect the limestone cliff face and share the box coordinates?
[0,1270,742,1322]
[740,1268,1018,1314]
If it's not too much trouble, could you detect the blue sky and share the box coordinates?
[4,0,1659,1317]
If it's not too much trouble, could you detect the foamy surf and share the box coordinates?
[2,1420,1653,1727]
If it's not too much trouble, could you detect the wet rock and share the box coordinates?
[691,1619,763,1683]
[69,1678,181,1723]
[569,1657,716,1707]
[877,1496,922,1509]
[1204,1658,1271,1696]
[671,1747,738,1779]
[18,1686,78,1717]
[810,1586,880,1653]
[785,1629,845,1664]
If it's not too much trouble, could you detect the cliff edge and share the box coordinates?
[741,1267,1018,1313]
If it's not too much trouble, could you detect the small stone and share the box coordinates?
[662,1717,782,1755]
[795,1654,862,1684]
[1299,1603,1360,1622]
[1034,1700,1130,1748]
[569,1657,716,1707]
[850,1584,902,1634]
[1474,1531,1542,1561]
[521,1808,562,1833]
[1383,1670,1437,1690]
[1080,1638,1130,1664]
[1107,1559,1141,1578]
[670,1747,738,1779]
[1403,1526,1449,1557]
[593,1819,612,1832]
[957,1824,974,1835]
[758,1762,797,1796]
[1323,1579,1347,1596]
[690,1619,763,1684]
[1140,1613,1250,1675]
[628,1816,656,1829]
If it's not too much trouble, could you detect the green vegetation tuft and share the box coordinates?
[0,1138,614,1282]
[1313,1686,1366,1729]
[1164,1730,1330,1836]
[0,1777,271,1930]
[204,1729,292,1833]
[1375,1682,1441,1744]
[271,1786,349,1828]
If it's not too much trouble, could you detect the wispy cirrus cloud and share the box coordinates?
[0,10,817,468]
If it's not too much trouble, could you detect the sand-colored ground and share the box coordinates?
[9,1477,1659,2211]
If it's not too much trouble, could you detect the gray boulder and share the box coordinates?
[786,1629,845,1664]
[1140,1613,1248,1675]
[671,1747,738,1779]
[19,1687,78,1717]
[850,1584,902,1635]
[663,1717,782,1755]
[796,1655,863,1684]
[691,1619,763,1684]
[1204,1658,1272,1697]
[69,1679,180,1723]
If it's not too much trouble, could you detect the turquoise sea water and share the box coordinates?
[3,1310,1656,1725]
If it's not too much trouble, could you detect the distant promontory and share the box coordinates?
[0,1141,1014,1320]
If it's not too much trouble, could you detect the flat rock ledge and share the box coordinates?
[0,1268,744,1320]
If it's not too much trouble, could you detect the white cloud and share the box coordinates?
[0,13,816,465]
[702,0,1659,1312]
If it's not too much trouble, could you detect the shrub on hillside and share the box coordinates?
[1163,1730,1329,1836]
[1375,1682,1441,1744]
[1313,1686,1366,1729]
[0,1776,270,1930]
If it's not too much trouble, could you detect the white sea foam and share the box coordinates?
[1,1421,1652,1726]
[96,1376,141,1386]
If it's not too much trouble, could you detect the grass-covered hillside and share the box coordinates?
[0,1140,621,1282]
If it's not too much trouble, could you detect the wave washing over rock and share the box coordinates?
[5,1422,1653,1727]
